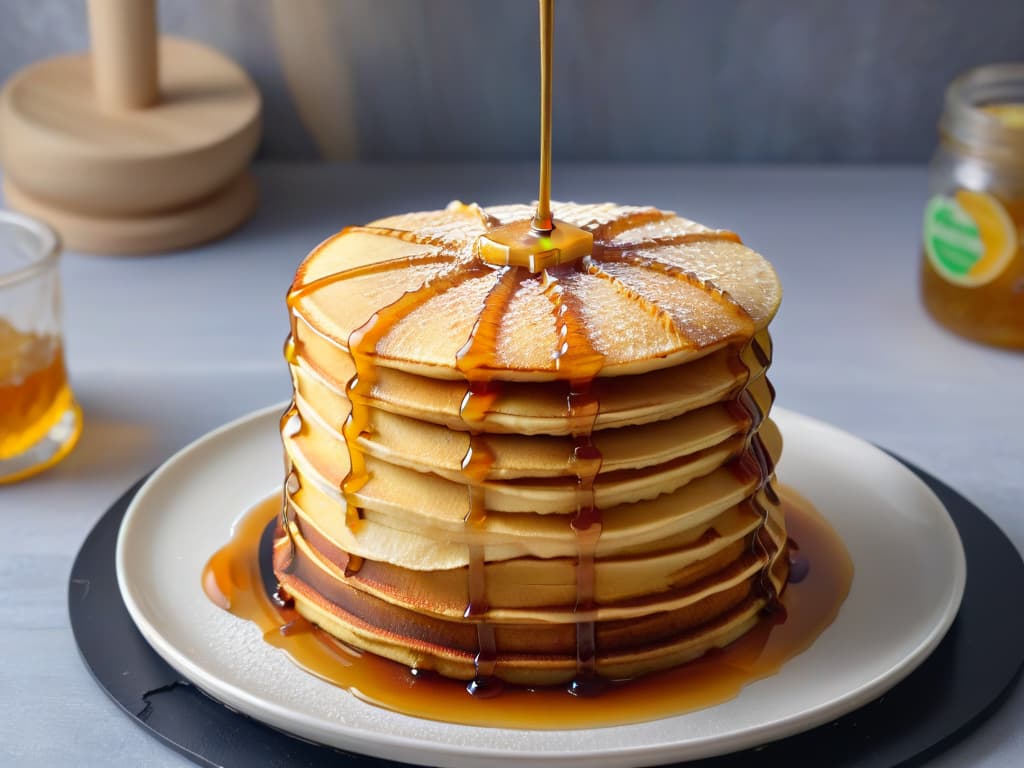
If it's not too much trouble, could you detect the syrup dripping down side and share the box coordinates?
[455,266,521,696]
[278,319,304,574]
[593,233,782,606]
[285,241,475,532]
[595,241,785,611]
[338,261,486,532]
[541,266,607,694]
[727,334,785,610]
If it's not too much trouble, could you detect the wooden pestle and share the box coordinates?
[87,0,159,111]
[0,0,261,253]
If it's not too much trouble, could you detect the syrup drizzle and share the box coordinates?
[286,214,501,306]
[460,437,501,697]
[288,251,453,303]
[574,207,668,240]
[340,260,485,531]
[278,401,302,571]
[600,228,741,253]
[566,380,605,696]
[345,224,475,248]
[593,249,755,330]
[541,267,607,693]
[727,334,784,609]
[455,265,521,694]
[278,315,305,573]
[584,259,682,339]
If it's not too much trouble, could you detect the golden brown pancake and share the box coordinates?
[276,201,788,686]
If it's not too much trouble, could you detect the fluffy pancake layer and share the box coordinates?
[276,202,787,685]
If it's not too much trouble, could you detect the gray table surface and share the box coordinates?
[2,164,1022,766]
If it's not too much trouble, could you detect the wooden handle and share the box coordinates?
[88,0,159,110]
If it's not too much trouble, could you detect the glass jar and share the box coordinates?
[921,63,1024,349]
[0,211,81,482]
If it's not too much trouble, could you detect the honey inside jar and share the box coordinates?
[0,318,74,460]
[921,190,1024,348]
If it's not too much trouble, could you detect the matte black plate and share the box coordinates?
[69,457,1024,767]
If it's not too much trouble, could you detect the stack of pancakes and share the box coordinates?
[275,201,787,687]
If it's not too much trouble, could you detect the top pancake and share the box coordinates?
[289,202,781,380]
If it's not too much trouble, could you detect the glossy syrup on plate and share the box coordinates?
[202,485,851,730]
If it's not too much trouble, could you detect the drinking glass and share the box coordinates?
[0,211,81,483]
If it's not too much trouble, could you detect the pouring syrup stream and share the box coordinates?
[533,0,554,234]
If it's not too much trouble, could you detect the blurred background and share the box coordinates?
[3,0,1023,164]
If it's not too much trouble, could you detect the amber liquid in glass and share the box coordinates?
[203,485,852,730]
[921,195,1024,349]
[0,318,73,459]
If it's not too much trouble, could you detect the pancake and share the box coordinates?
[276,201,788,686]
[288,202,779,379]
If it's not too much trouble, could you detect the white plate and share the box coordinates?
[117,405,965,768]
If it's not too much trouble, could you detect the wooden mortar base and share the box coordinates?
[3,172,257,255]
[0,36,260,254]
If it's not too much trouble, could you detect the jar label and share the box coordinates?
[923,191,1018,287]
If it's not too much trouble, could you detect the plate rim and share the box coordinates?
[115,404,966,768]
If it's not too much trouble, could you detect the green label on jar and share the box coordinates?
[923,191,1017,287]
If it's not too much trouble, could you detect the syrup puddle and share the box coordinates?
[202,485,851,730]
